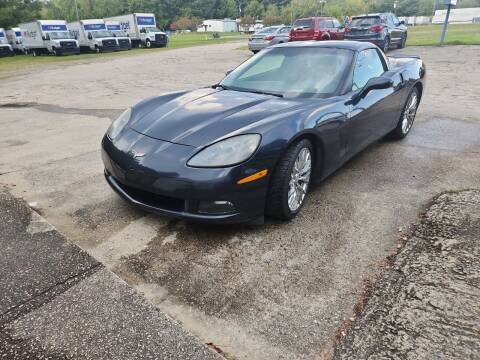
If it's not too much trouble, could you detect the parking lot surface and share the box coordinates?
[1,43,479,359]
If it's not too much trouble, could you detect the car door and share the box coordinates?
[387,14,400,43]
[345,49,397,157]
[332,19,345,40]
[391,14,405,43]
[275,26,291,44]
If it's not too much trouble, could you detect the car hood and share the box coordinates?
[129,88,325,147]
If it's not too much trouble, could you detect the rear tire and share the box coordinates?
[388,87,419,140]
[265,139,314,220]
[382,36,390,53]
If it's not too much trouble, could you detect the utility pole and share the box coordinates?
[73,0,80,22]
[439,0,456,46]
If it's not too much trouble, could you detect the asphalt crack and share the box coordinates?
[0,102,121,120]
[0,263,102,326]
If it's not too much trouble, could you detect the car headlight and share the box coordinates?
[187,134,261,168]
[107,108,131,140]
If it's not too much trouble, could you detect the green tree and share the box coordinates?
[245,0,264,18]
[0,0,42,28]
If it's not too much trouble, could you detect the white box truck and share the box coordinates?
[0,28,15,57]
[18,20,79,56]
[104,13,168,48]
[6,27,24,54]
[105,20,131,50]
[68,19,119,53]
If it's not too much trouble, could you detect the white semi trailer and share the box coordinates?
[6,27,24,54]
[0,28,15,57]
[68,19,119,53]
[104,13,168,48]
[105,20,131,50]
[19,20,79,56]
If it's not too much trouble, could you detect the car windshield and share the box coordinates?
[48,31,75,40]
[111,30,128,37]
[257,26,280,34]
[221,47,353,98]
[350,17,381,27]
[293,19,314,28]
[143,27,161,32]
[92,30,113,38]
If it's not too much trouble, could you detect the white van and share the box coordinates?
[105,20,131,50]
[0,28,15,56]
[6,27,24,54]
[69,19,119,53]
[19,20,79,56]
[104,13,168,48]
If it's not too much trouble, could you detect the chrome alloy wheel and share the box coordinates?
[288,147,312,212]
[402,93,418,134]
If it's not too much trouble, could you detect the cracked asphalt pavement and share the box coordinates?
[1,43,479,359]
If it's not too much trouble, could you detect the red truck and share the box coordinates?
[289,16,345,42]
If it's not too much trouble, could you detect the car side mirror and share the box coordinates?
[88,33,92,40]
[348,76,393,105]
[399,20,405,25]
[42,34,50,41]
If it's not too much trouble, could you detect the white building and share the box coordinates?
[432,7,480,24]
[197,19,238,32]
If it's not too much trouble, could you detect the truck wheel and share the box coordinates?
[146,39,151,48]
[32,49,37,57]
[52,47,58,56]
[95,46,101,53]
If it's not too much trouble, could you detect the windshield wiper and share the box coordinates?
[245,89,283,98]
[211,84,283,98]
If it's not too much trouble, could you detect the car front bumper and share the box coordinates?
[57,47,80,55]
[101,130,273,223]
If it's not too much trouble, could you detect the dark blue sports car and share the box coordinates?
[101,41,425,223]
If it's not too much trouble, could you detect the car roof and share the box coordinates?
[295,16,334,20]
[353,13,389,18]
[272,40,376,52]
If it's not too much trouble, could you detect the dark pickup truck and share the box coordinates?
[345,13,407,52]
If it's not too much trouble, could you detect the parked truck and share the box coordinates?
[0,28,15,57]
[104,13,168,48]
[18,20,79,56]
[69,19,119,53]
[6,27,24,54]
[105,20,131,50]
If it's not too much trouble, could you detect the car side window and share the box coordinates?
[333,19,342,28]
[279,27,290,34]
[387,15,395,27]
[392,15,400,25]
[352,49,386,91]
[325,20,334,28]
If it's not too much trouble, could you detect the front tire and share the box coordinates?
[398,34,407,49]
[146,39,151,48]
[266,139,313,220]
[388,87,419,140]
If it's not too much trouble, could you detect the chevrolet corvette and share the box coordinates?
[101,41,425,223]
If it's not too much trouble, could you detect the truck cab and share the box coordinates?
[134,13,168,48]
[0,28,15,57]
[6,27,24,54]
[69,19,119,53]
[105,21,131,50]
